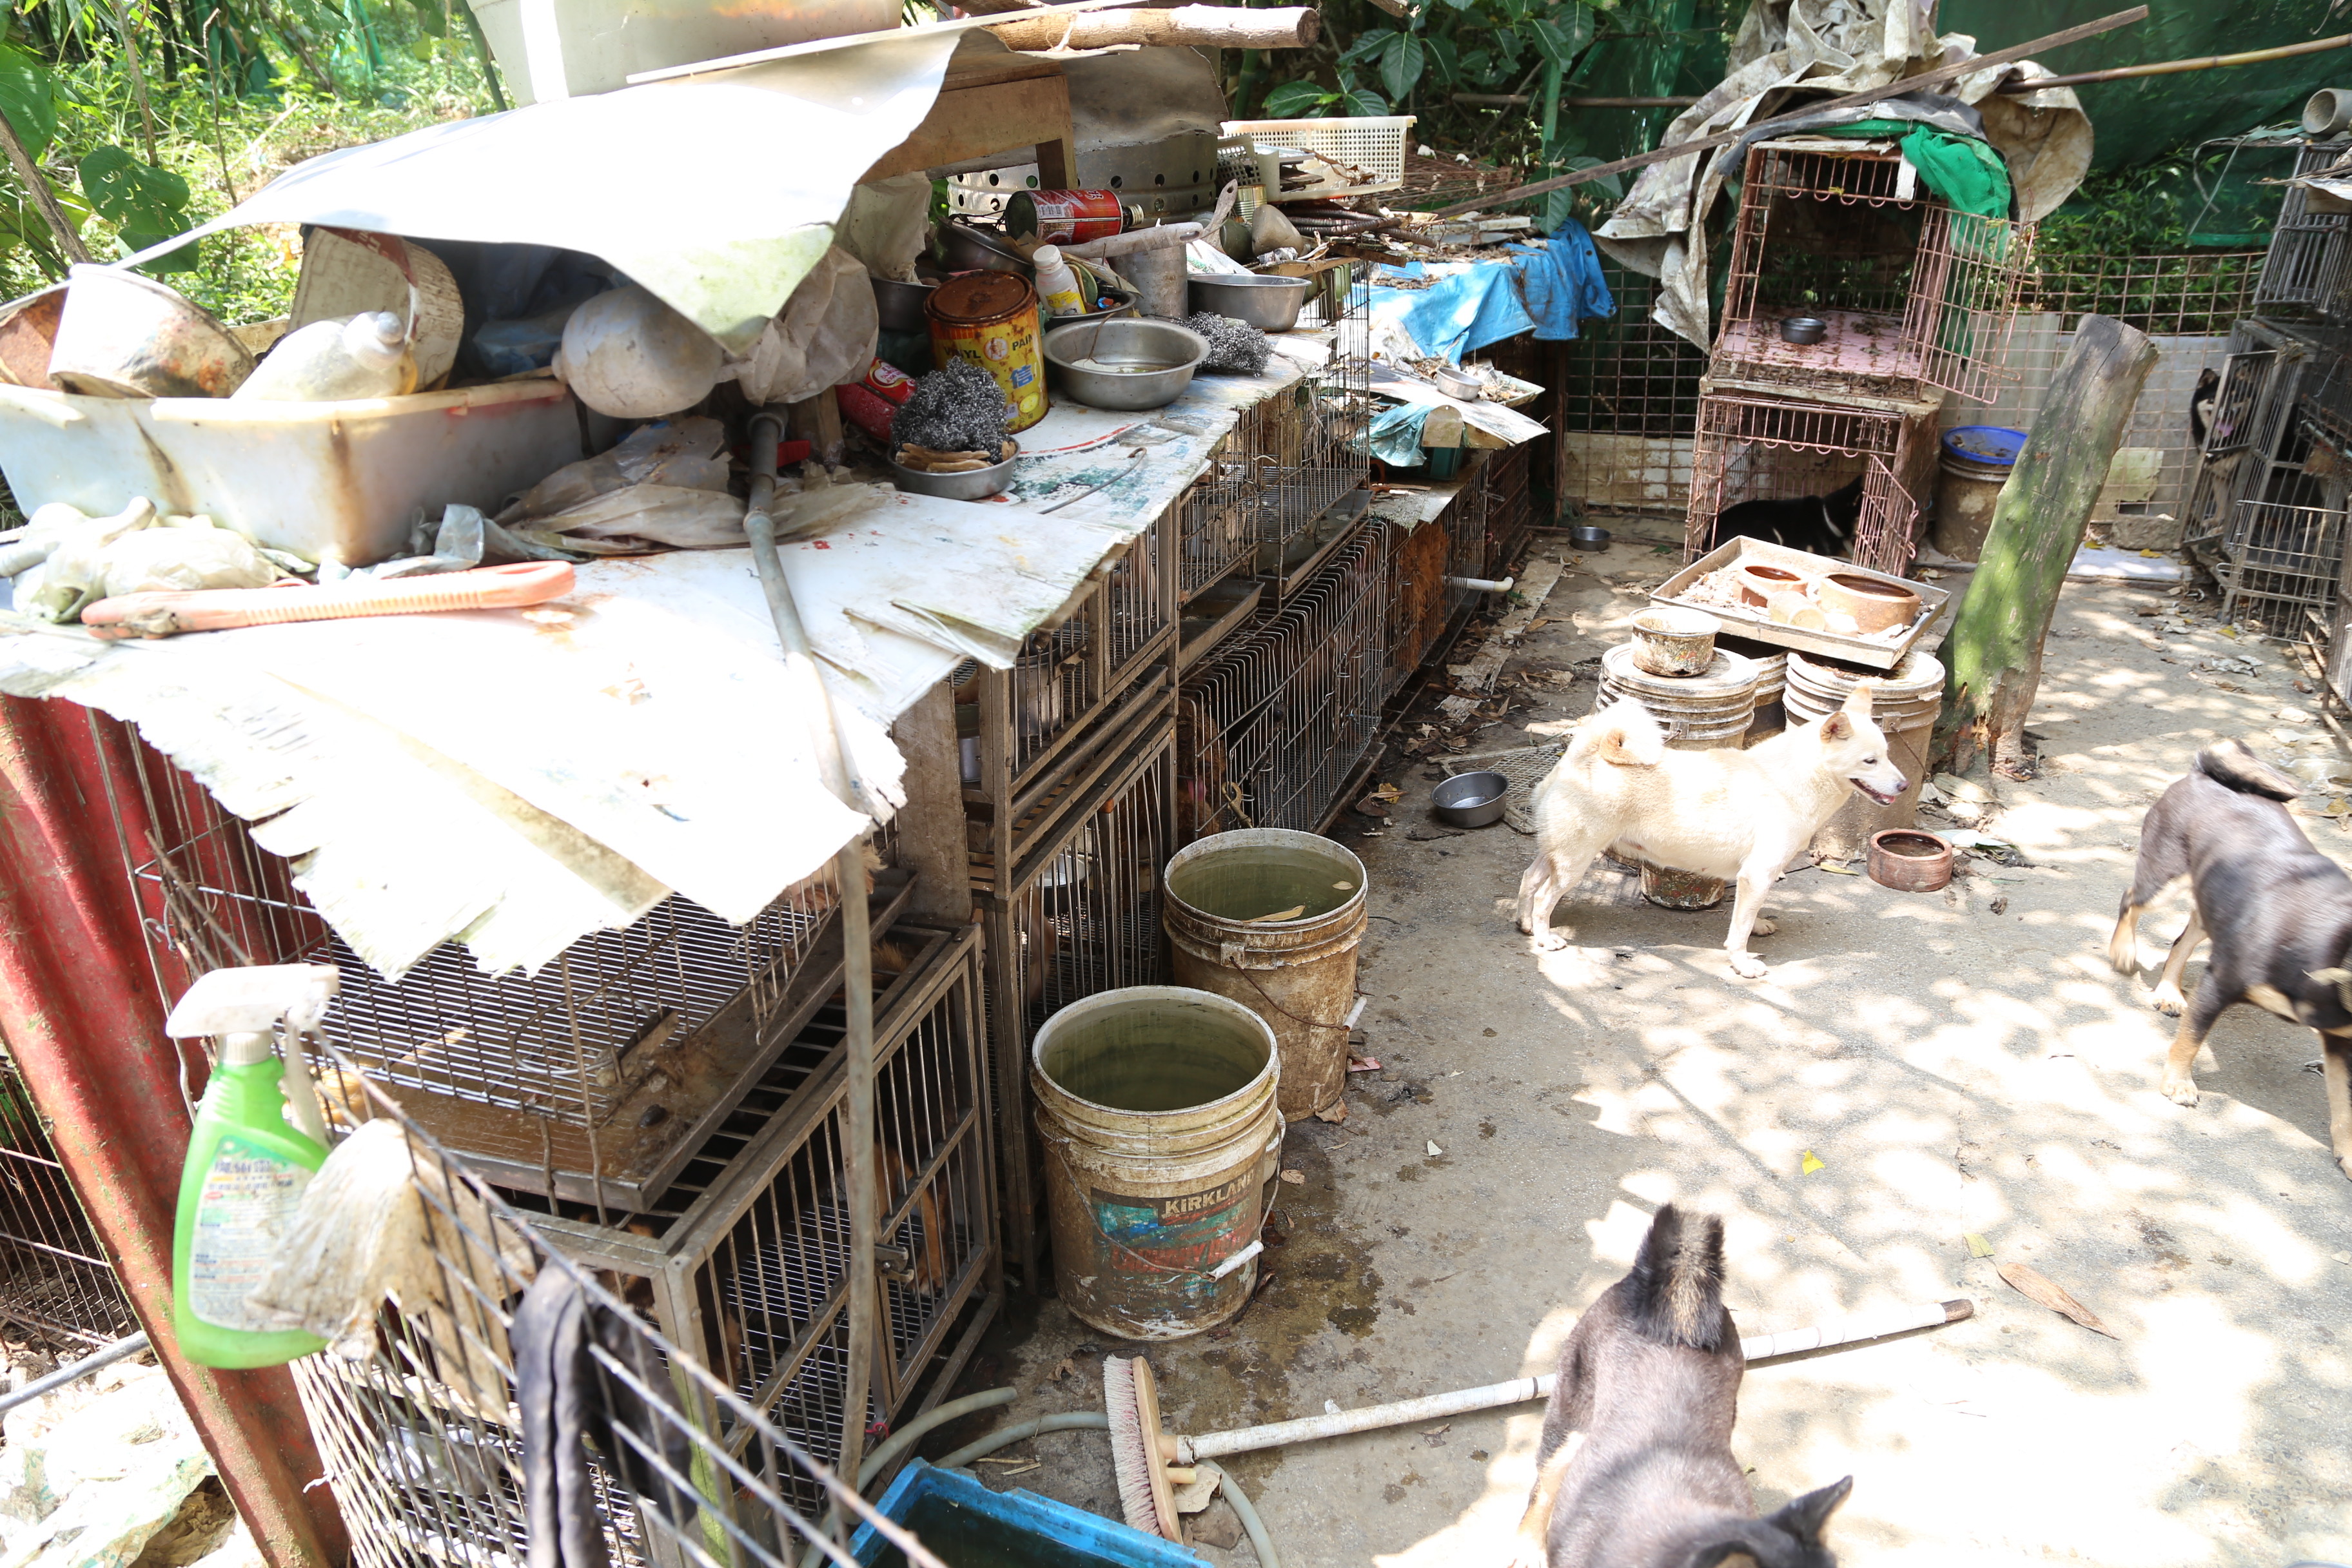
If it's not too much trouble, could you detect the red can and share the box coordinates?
[1006,189,1126,244]
[838,382,899,444]
[863,358,916,405]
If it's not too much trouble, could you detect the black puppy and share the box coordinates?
[2110,738,2352,1182]
[2190,366,2219,449]
[1509,1206,1853,1568]
[1714,477,1863,557]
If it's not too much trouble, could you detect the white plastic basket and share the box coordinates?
[1219,115,1417,198]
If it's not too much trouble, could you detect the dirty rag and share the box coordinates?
[1362,402,1436,466]
[514,1269,700,1568]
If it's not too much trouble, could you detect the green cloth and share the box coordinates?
[1823,118,2013,219]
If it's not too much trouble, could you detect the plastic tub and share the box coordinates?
[1933,424,2024,562]
[1031,986,1283,1340]
[0,378,589,568]
[1785,648,1945,861]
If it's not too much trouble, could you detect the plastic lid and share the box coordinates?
[1942,425,2026,466]
[929,272,1037,324]
[1033,244,1063,270]
[220,1031,274,1067]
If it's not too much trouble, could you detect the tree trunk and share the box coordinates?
[990,4,1319,53]
[1934,313,2158,778]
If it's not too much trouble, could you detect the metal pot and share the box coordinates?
[1431,364,1482,400]
[1778,315,1828,346]
[1043,318,1206,411]
[1569,524,1611,551]
[1431,770,1507,829]
[874,278,937,334]
[888,449,1019,502]
[940,222,1031,276]
[49,264,253,398]
[1187,273,1312,332]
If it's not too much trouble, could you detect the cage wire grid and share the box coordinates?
[2256,139,2352,319]
[284,1054,945,1568]
[0,1047,139,1348]
[1683,394,1921,573]
[2218,499,2349,634]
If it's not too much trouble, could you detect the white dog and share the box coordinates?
[1516,686,1906,977]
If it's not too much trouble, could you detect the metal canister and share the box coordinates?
[1005,189,1128,244]
[925,272,1048,433]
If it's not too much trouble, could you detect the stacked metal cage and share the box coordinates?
[2255,139,2352,318]
[1683,395,1927,576]
[282,1065,939,1568]
[0,1046,138,1348]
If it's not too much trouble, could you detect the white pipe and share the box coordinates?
[1447,576,1515,594]
[1176,1298,1970,1463]
[1061,223,1204,261]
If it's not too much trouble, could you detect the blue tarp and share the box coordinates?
[1367,218,1615,364]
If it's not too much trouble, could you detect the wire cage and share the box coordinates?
[0,1047,139,1348]
[2184,318,2352,552]
[1179,519,1388,840]
[1683,393,1924,574]
[2217,500,2349,634]
[100,723,900,1213]
[962,504,1177,901]
[1713,141,2030,405]
[1477,444,1536,582]
[980,729,1174,1287]
[517,919,996,1507]
[1554,259,1708,519]
[283,1063,943,1568]
[2256,139,2352,319]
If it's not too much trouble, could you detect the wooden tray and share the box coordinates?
[1650,537,1948,671]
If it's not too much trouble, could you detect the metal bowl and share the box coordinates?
[1569,524,1611,551]
[1778,315,1828,346]
[1043,317,1207,411]
[1052,284,1137,326]
[49,264,253,398]
[1432,364,1481,400]
[941,222,1031,276]
[1432,770,1509,829]
[874,277,937,334]
[1188,273,1312,332]
[888,449,1018,501]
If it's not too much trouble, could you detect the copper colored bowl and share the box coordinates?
[1737,560,1805,607]
[1819,571,1921,634]
[1868,829,1953,892]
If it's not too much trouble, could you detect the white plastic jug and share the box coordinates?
[1032,244,1087,319]
[233,311,416,401]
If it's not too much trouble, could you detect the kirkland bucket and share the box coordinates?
[1032,987,1283,1340]
[1932,426,2023,562]
[1163,829,1367,1119]
[1785,648,1945,861]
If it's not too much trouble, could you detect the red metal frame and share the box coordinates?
[0,696,349,1568]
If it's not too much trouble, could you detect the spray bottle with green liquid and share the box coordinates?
[166,968,339,1368]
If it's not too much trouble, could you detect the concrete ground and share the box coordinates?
[945,541,2352,1567]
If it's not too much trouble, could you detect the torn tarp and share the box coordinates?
[122,29,966,352]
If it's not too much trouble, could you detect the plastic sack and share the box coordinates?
[839,173,935,284]
[497,417,730,525]
[21,498,161,622]
[731,247,879,408]
[531,485,748,550]
[96,523,278,599]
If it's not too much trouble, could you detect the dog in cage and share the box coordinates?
[1713,476,1865,558]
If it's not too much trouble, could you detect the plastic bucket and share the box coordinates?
[1032,986,1284,1340]
[1785,648,1945,861]
[1932,425,2023,562]
[1596,644,1759,906]
[1720,634,1788,745]
[1163,830,1367,1119]
[926,272,1048,432]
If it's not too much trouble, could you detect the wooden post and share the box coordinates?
[988,5,1320,52]
[1934,314,2158,778]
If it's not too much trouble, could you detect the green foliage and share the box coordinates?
[0,43,59,155]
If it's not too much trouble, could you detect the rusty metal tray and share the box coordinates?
[1649,537,1949,671]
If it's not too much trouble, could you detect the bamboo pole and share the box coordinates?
[107,0,161,164]
[0,110,94,266]
[1995,31,2350,92]
[990,3,1317,52]
[1431,6,2149,218]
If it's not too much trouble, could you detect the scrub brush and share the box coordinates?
[1102,1355,1182,1541]
[1181,311,1272,375]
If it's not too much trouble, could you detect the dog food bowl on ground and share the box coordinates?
[1629,605,1721,678]
[1818,571,1921,634]
[1569,524,1611,551]
[1868,829,1953,892]
[1779,315,1828,345]
[1432,770,1508,828]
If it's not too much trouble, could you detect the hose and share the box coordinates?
[858,1388,1017,1491]
[934,1411,1280,1568]
[0,1331,148,1416]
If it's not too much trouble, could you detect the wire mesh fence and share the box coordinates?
[0,1047,139,1349]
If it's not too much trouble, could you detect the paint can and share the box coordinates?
[1032,986,1283,1340]
[925,273,1048,433]
[1005,190,1129,244]
[1163,829,1367,1119]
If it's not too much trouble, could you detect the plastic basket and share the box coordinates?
[1219,116,1417,197]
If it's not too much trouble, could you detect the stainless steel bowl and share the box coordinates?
[1432,364,1482,400]
[1051,284,1137,326]
[1043,318,1207,411]
[874,277,937,333]
[1188,273,1312,332]
[888,450,1018,501]
[941,222,1030,276]
[1569,524,1612,551]
[1432,770,1509,829]
[1779,315,1828,345]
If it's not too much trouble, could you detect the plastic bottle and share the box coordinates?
[172,1031,329,1367]
[231,311,417,402]
[1032,245,1087,319]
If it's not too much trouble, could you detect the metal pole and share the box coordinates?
[0,1331,150,1416]
[0,694,350,1568]
[740,413,881,1519]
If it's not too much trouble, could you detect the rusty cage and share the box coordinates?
[2256,139,2352,320]
[1713,141,2030,406]
[0,1044,139,1348]
[1683,393,1928,574]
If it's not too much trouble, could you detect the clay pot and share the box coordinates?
[1629,606,1720,678]
[1818,571,1921,634]
[1766,591,1826,630]
[1738,562,1805,606]
[1868,829,1953,892]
